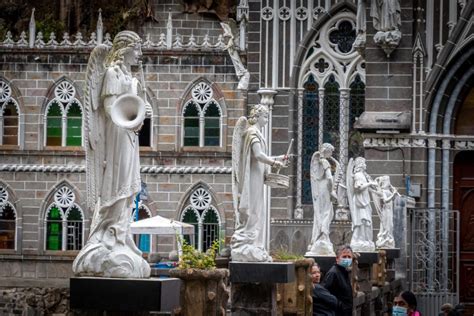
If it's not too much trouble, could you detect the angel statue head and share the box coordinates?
[354,157,367,172]
[321,143,335,158]
[248,104,269,126]
[376,175,390,188]
[105,31,142,67]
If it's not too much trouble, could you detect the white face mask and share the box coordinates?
[392,305,408,316]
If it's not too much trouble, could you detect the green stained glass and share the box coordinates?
[47,206,62,250]
[46,102,62,146]
[183,102,200,146]
[182,208,199,247]
[66,102,82,146]
[323,75,340,157]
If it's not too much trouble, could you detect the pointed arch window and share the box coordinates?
[302,74,319,204]
[0,80,20,147]
[182,82,222,148]
[298,13,365,207]
[180,187,222,251]
[45,186,84,251]
[0,186,17,250]
[349,74,365,157]
[131,203,152,253]
[45,81,83,147]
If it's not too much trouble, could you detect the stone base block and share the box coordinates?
[379,248,400,259]
[304,255,335,274]
[357,252,379,265]
[70,277,180,312]
[231,282,275,315]
[229,262,295,283]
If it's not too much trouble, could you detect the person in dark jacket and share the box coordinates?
[321,245,353,316]
[311,262,340,316]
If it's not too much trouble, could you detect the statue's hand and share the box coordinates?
[330,190,338,201]
[272,160,286,169]
[145,103,152,117]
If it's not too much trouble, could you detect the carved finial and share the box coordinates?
[88,32,97,46]
[97,8,103,44]
[29,8,36,48]
[201,33,211,49]
[17,31,28,46]
[103,33,112,46]
[156,33,166,48]
[142,33,153,48]
[186,33,197,48]
[172,33,183,49]
[35,31,45,48]
[46,32,59,47]
[3,31,15,46]
[60,32,72,46]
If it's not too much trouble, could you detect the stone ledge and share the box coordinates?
[229,262,295,284]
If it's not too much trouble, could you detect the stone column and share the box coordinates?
[295,89,304,218]
[335,88,350,221]
[258,88,277,249]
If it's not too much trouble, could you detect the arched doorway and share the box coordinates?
[453,151,474,312]
[453,87,474,312]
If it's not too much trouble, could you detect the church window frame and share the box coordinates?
[44,80,84,148]
[0,186,17,251]
[0,79,21,147]
[44,186,84,251]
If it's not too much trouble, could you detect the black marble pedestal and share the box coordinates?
[70,277,180,313]
[304,255,336,274]
[230,262,295,316]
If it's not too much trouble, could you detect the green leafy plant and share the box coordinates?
[177,237,221,270]
[272,248,305,261]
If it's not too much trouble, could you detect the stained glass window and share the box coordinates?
[329,20,356,54]
[45,186,84,251]
[66,102,82,146]
[45,81,83,147]
[139,118,151,147]
[1,100,19,146]
[46,206,63,250]
[183,82,222,148]
[180,188,221,252]
[182,207,199,248]
[302,75,319,205]
[46,102,62,146]
[0,202,16,249]
[204,102,220,146]
[66,206,83,250]
[202,208,219,251]
[183,102,200,146]
[349,75,365,158]
[323,75,340,155]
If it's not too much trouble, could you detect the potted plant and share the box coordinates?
[169,239,229,316]
[273,250,314,316]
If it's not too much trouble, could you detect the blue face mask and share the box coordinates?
[392,305,408,316]
[339,258,352,268]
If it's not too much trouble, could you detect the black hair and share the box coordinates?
[399,291,417,310]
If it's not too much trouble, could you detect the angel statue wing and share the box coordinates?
[231,116,248,213]
[84,44,110,212]
[220,19,239,47]
[346,158,355,218]
[310,151,322,204]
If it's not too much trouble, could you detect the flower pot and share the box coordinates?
[169,268,229,316]
[276,258,314,315]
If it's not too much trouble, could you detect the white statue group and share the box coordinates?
[74,30,399,278]
[307,144,399,256]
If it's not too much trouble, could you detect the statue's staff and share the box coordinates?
[275,138,294,174]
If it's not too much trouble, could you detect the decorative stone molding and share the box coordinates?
[0,164,232,174]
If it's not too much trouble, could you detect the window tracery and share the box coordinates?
[0,185,16,250]
[0,79,20,147]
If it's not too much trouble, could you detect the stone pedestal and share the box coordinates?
[230,262,295,315]
[276,259,314,316]
[380,248,400,282]
[354,252,378,293]
[304,255,336,274]
[70,277,180,314]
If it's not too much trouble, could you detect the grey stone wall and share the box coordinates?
[0,4,243,279]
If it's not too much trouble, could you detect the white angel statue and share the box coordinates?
[346,157,377,252]
[373,175,399,248]
[231,104,288,262]
[306,143,339,256]
[72,31,150,278]
[221,20,250,90]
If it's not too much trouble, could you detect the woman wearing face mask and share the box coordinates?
[392,291,421,316]
[311,263,340,316]
[321,245,353,316]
